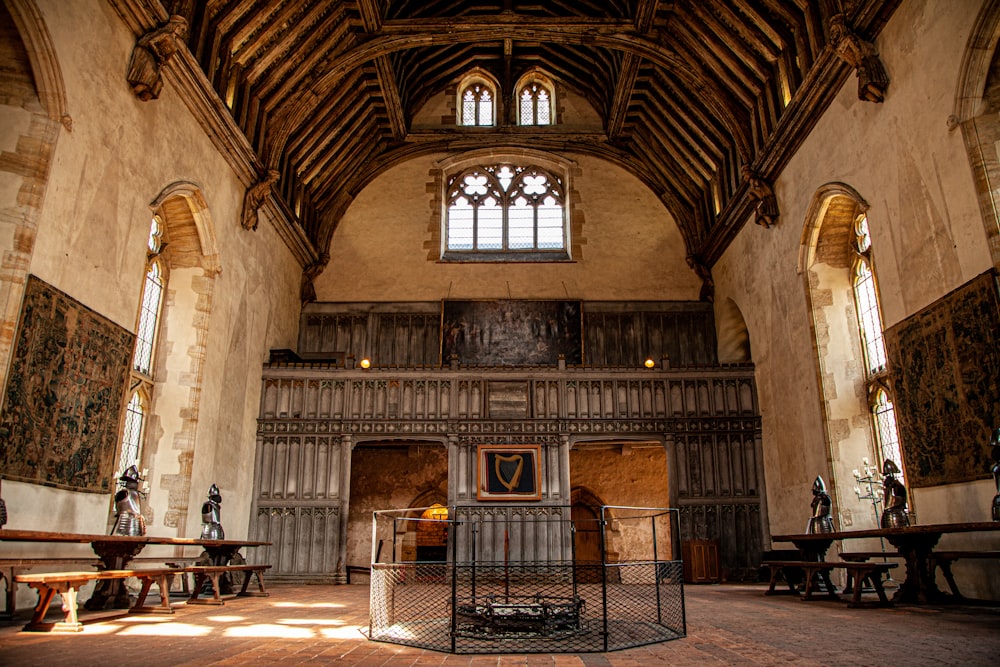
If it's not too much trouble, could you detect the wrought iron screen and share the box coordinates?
[367,505,686,654]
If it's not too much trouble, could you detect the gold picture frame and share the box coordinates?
[477,444,542,501]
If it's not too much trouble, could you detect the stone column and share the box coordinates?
[337,434,353,583]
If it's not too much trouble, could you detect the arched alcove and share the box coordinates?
[953,0,1000,268]
[0,0,67,393]
[716,297,751,363]
[800,183,892,530]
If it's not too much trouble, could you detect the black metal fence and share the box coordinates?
[367,506,686,654]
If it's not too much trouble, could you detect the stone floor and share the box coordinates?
[0,582,998,666]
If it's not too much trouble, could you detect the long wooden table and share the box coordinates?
[772,522,1000,604]
[0,529,269,609]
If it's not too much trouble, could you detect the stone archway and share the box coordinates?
[953,0,1000,269]
[570,487,607,582]
[0,0,68,394]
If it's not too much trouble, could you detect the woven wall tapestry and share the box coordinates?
[0,275,134,492]
[885,270,1000,488]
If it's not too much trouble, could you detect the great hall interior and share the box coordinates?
[0,0,999,659]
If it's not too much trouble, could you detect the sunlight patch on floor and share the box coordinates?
[223,623,315,638]
[117,623,212,637]
[279,618,350,626]
[319,625,367,639]
[271,601,345,609]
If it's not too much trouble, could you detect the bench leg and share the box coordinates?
[765,566,797,595]
[24,582,84,632]
[188,572,225,605]
[130,573,176,614]
[800,568,838,601]
[237,569,269,598]
[869,572,892,607]
[845,568,893,608]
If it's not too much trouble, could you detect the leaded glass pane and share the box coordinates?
[873,389,904,485]
[477,201,503,249]
[520,88,535,125]
[856,214,872,253]
[536,88,551,125]
[478,89,493,126]
[134,261,163,376]
[853,260,887,375]
[508,201,534,249]
[461,88,477,125]
[537,199,564,249]
[448,199,474,250]
[116,392,144,478]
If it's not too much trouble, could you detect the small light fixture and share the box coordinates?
[360,358,371,369]
[644,358,655,369]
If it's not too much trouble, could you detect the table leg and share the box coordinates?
[84,541,145,611]
[888,533,946,604]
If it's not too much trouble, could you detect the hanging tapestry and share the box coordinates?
[885,270,1000,488]
[441,300,583,366]
[0,275,134,492]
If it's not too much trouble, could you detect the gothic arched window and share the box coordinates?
[459,81,495,127]
[115,217,166,478]
[518,80,553,126]
[445,163,566,257]
[851,213,904,481]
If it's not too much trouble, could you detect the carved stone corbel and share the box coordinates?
[301,252,330,305]
[829,13,889,103]
[685,254,714,302]
[126,16,188,101]
[241,169,280,231]
[741,166,779,228]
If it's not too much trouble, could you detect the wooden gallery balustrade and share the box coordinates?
[250,364,764,582]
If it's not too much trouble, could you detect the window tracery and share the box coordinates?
[445,163,566,257]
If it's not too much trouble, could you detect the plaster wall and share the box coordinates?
[345,444,449,568]
[0,0,302,541]
[314,152,701,301]
[713,0,997,594]
[569,445,671,559]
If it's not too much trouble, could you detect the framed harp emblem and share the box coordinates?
[477,445,542,501]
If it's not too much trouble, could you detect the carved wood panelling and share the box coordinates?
[254,364,762,581]
[453,505,572,563]
[260,370,757,422]
[679,502,762,582]
[297,302,720,368]
[252,505,341,581]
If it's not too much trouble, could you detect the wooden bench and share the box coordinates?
[929,550,1000,599]
[837,551,902,592]
[186,564,271,605]
[762,560,897,607]
[15,563,271,631]
[1,558,101,619]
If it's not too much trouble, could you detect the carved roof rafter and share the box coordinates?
[108,0,902,268]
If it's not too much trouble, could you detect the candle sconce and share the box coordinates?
[852,457,882,525]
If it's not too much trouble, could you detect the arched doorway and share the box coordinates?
[571,488,606,582]
[414,504,449,561]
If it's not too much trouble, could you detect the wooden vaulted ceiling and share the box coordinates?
[174,0,900,264]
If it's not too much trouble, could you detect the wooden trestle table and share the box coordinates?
[772,521,1000,604]
[0,528,269,609]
